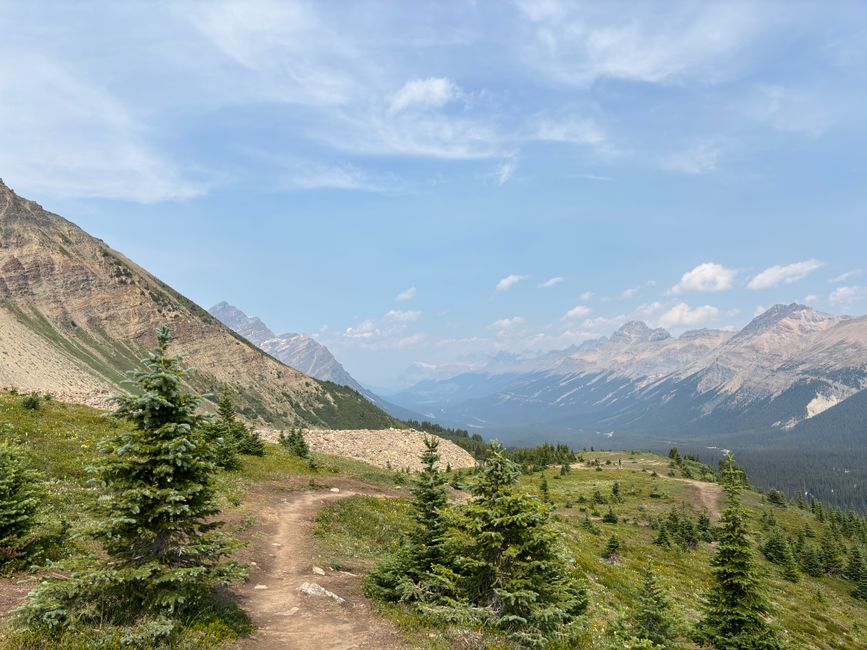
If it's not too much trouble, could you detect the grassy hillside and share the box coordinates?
[1,393,864,649]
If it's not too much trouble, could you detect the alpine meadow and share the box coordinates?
[1,2,866,649]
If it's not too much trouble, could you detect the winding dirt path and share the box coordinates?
[232,487,406,650]
[676,478,724,518]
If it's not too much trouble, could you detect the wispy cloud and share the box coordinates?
[538,276,565,288]
[580,291,594,301]
[747,259,823,289]
[389,77,462,113]
[829,285,864,307]
[829,269,861,283]
[396,286,416,301]
[564,305,592,319]
[671,262,736,294]
[663,141,722,175]
[495,274,529,293]
[515,2,765,86]
[495,158,518,184]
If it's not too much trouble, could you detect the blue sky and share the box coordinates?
[2,1,866,386]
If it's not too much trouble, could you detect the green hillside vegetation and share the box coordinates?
[1,387,865,649]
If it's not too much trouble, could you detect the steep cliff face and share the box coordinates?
[0,179,398,429]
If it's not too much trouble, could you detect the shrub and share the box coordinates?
[0,443,44,566]
[21,393,41,411]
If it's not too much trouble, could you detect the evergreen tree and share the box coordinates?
[780,541,800,584]
[627,568,679,648]
[0,443,44,565]
[278,427,310,459]
[603,506,619,524]
[700,453,782,650]
[612,481,621,502]
[761,528,789,564]
[367,437,448,601]
[603,534,621,559]
[854,568,867,602]
[210,387,264,457]
[428,442,587,646]
[845,546,864,582]
[540,476,550,503]
[23,327,243,634]
[800,545,823,578]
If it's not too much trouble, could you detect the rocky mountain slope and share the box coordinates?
[390,305,867,449]
[0,179,398,430]
[210,302,364,391]
[210,302,421,421]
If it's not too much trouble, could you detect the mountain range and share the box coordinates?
[209,302,420,420]
[389,305,867,447]
[0,179,398,430]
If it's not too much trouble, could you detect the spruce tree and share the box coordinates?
[845,546,864,582]
[0,443,44,565]
[23,327,243,633]
[211,387,264,457]
[367,436,448,600]
[780,540,800,584]
[408,437,449,570]
[854,568,867,602]
[700,453,782,650]
[603,534,621,559]
[628,568,679,648]
[431,442,587,646]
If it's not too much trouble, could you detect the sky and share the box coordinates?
[1,1,866,387]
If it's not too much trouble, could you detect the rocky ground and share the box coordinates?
[258,427,476,471]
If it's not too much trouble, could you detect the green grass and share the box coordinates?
[2,395,864,649]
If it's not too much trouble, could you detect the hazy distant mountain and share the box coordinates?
[210,302,421,421]
[0,179,398,430]
[390,304,867,450]
[210,301,363,391]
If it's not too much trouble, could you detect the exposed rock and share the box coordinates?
[258,427,476,472]
[298,582,345,604]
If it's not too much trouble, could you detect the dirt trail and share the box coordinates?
[676,478,724,518]
[232,488,406,650]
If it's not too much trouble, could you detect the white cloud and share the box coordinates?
[580,291,594,301]
[343,319,379,339]
[830,269,861,283]
[281,161,389,192]
[496,158,518,184]
[829,285,864,307]
[636,302,664,319]
[495,274,529,293]
[389,77,461,113]
[658,303,719,328]
[564,305,592,319]
[741,84,832,138]
[396,286,416,301]
[490,316,527,337]
[533,118,606,146]
[663,141,722,175]
[804,294,818,305]
[671,262,736,294]
[538,276,565,288]
[583,314,627,330]
[0,55,202,202]
[516,2,764,86]
[620,286,639,299]
[384,309,420,322]
[747,259,823,289]
[396,333,426,348]
[753,305,767,317]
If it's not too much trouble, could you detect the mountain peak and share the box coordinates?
[208,302,275,345]
[736,303,836,340]
[611,320,671,343]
